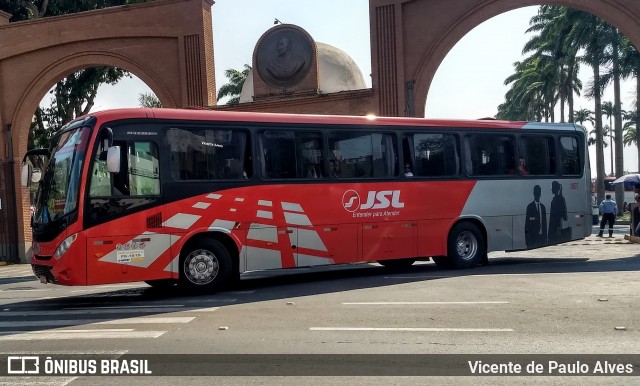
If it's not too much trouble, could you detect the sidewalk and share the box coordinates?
[0,263,34,279]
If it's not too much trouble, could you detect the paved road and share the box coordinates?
[0,225,638,385]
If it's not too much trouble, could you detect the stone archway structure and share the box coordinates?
[0,0,215,262]
[369,0,640,117]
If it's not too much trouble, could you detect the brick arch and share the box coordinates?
[369,0,640,117]
[13,50,178,155]
[0,0,215,262]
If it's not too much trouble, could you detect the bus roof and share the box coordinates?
[85,108,584,131]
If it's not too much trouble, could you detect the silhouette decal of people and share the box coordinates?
[548,181,570,243]
[525,185,547,248]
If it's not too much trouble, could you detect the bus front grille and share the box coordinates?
[32,264,56,284]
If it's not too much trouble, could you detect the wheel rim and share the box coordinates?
[184,249,219,285]
[455,231,478,261]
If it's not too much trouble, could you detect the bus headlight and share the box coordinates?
[54,234,77,260]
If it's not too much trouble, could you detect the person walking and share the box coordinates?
[634,184,640,237]
[597,194,617,237]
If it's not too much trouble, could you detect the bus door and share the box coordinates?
[84,127,168,284]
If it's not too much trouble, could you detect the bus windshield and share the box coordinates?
[33,126,91,224]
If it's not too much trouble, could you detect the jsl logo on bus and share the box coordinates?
[342,190,405,212]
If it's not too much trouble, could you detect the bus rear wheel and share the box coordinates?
[377,258,416,269]
[179,239,232,293]
[440,222,486,269]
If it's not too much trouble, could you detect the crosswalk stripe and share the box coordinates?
[0,330,166,340]
[1,305,222,317]
[64,304,184,309]
[0,307,188,316]
[94,316,195,324]
[0,377,77,386]
[0,320,112,328]
[0,316,196,328]
[183,307,219,312]
[0,351,128,355]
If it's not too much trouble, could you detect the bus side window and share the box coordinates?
[559,136,580,175]
[128,142,160,196]
[261,130,296,178]
[519,135,555,175]
[466,134,514,176]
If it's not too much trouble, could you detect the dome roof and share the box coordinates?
[239,42,366,103]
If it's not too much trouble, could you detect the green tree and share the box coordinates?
[502,6,616,203]
[619,36,640,171]
[138,92,162,108]
[497,56,552,121]
[573,108,594,126]
[0,0,148,148]
[622,111,638,162]
[560,10,609,202]
[522,5,582,122]
[498,6,584,123]
[601,101,615,175]
[599,25,626,208]
[217,64,251,105]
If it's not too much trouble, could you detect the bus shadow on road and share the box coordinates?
[2,254,639,337]
[226,254,640,295]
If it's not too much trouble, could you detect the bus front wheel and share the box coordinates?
[440,222,486,269]
[179,239,232,293]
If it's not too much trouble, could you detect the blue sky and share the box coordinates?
[79,0,637,172]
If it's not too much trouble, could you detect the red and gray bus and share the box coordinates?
[23,109,592,292]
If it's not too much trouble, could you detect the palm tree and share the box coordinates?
[562,10,609,202]
[217,64,251,105]
[619,36,640,170]
[573,108,594,126]
[522,6,582,122]
[623,110,639,168]
[601,101,615,175]
[599,25,626,209]
[498,56,557,121]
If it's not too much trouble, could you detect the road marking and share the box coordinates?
[310,327,513,332]
[1,305,223,316]
[0,274,33,278]
[70,285,142,292]
[183,307,220,312]
[0,350,128,354]
[0,320,111,328]
[64,304,184,309]
[0,316,195,327]
[0,377,77,386]
[0,329,166,340]
[384,275,455,279]
[0,307,189,316]
[177,298,238,303]
[342,301,510,305]
[94,316,195,324]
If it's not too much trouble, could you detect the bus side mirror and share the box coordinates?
[107,146,121,173]
[21,163,31,187]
